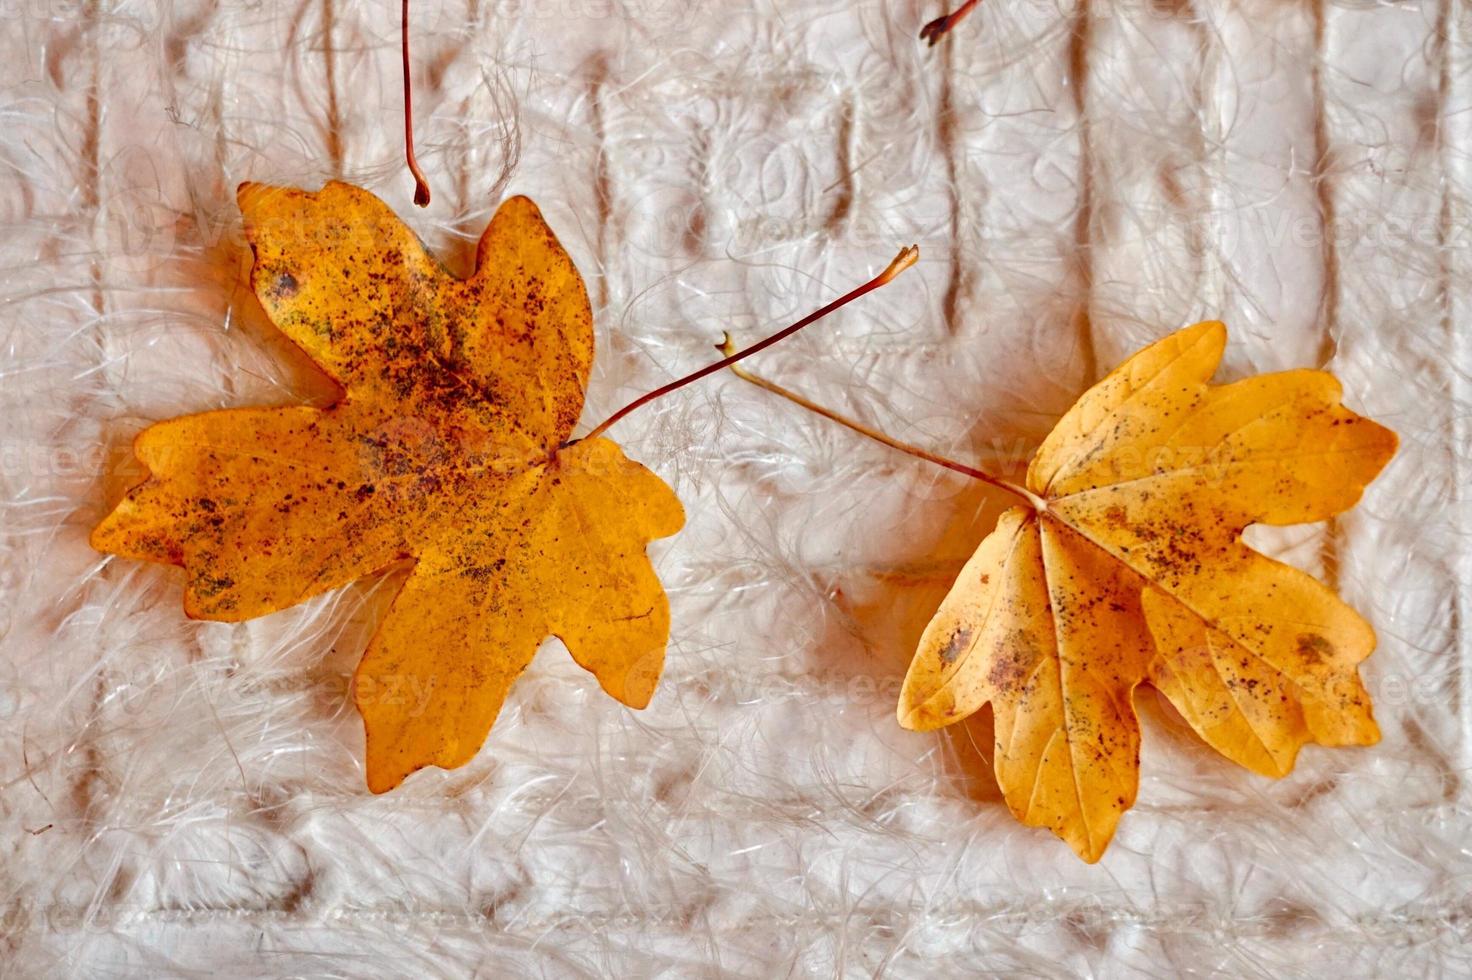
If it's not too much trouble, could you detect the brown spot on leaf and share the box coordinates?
[988,629,1042,694]
[1295,632,1335,665]
[939,627,973,666]
[271,271,299,299]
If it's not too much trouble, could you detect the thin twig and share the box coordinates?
[402,0,431,207]
[717,333,1044,509]
[920,0,982,47]
[578,246,920,444]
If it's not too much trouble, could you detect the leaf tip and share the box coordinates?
[1072,839,1108,864]
[87,518,115,555]
[1371,418,1400,470]
[614,678,657,711]
[895,686,952,732]
[365,764,406,795]
[361,723,425,795]
[588,644,665,711]
[235,180,271,216]
[1186,318,1228,353]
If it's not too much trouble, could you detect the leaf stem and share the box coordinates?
[578,245,920,444]
[919,0,982,46]
[716,334,1045,510]
[402,0,431,207]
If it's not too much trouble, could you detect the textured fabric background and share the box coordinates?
[1,0,1469,976]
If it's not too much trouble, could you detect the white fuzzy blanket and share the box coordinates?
[2,0,1469,976]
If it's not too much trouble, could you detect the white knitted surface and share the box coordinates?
[1,1,1469,976]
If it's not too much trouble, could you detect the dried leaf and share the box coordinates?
[898,322,1397,861]
[93,182,684,791]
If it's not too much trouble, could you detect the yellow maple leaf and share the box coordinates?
[92,182,684,792]
[897,322,1397,861]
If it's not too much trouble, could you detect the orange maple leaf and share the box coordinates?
[722,320,1397,862]
[92,182,684,792]
[897,322,1397,860]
